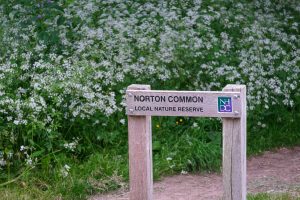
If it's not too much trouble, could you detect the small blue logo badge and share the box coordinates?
[218,97,232,112]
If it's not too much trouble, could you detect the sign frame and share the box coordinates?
[126,84,247,200]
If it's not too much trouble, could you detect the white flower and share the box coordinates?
[64,138,79,152]
[20,145,26,151]
[181,170,188,175]
[64,164,71,171]
[26,158,32,166]
[119,119,125,125]
[60,164,71,177]
[7,152,13,159]
[192,122,198,128]
[257,121,262,126]
[0,159,6,166]
[13,120,20,125]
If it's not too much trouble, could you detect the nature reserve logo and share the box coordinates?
[218,97,232,112]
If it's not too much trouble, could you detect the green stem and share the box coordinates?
[0,166,34,187]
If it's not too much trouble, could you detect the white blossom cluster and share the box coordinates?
[60,164,71,177]
[64,137,79,152]
[0,0,299,166]
[0,151,6,169]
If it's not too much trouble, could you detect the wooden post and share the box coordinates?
[127,84,153,200]
[222,84,247,200]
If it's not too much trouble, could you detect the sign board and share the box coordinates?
[126,90,242,118]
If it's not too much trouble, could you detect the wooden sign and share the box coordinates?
[126,84,247,200]
[126,90,242,118]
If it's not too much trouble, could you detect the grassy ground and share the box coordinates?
[0,150,128,199]
[1,116,300,199]
[249,193,300,200]
[0,189,299,200]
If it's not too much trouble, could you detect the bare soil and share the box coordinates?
[90,147,300,200]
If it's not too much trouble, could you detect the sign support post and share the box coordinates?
[127,84,153,200]
[222,85,246,200]
[126,84,246,200]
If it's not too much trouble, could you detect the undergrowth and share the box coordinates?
[1,111,300,199]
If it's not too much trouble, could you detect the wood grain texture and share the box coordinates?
[127,84,153,200]
[126,90,242,118]
[222,84,247,200]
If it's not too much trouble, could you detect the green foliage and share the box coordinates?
[2,115,300,199]
[152,117,222,178]
[248,193,299,200]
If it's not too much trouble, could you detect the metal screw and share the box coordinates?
[129,108,134,113]
[233,95,240,99]
[234,111,239,115]
[128,93,133,97]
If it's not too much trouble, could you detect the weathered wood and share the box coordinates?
[126,90,242,118]
[222,84,247,200]
[127,84,153,200]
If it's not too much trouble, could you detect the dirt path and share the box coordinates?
[90,147,300,200]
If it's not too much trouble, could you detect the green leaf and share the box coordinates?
[31,149,45,158]
[153,141,161,151]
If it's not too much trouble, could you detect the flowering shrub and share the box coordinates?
[0,0,300,172]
